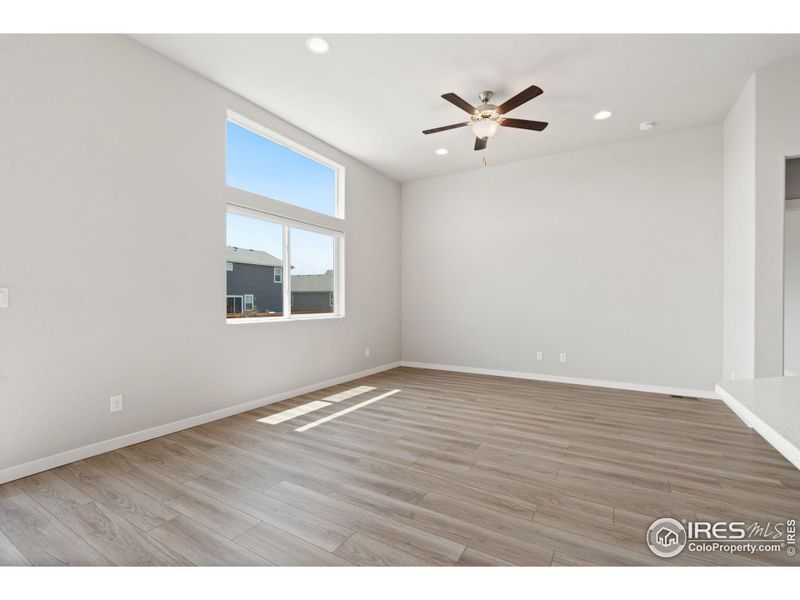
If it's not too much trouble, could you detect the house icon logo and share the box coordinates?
[647,518,687,558]
[657,527,678,546]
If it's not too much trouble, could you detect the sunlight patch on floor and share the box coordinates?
[257,400,332,425]
[295,389,402,432]
[323,385,376,403]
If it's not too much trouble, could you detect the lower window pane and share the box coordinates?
[290,227,335,315]
[226,212,284,318]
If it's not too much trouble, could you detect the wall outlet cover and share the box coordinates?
[110,395,124,413]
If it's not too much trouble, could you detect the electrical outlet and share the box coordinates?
[536,351,543,361]
[110,395,124,413]
[365,347,370,358]
[560,353,567,363]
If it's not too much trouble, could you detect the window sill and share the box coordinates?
[226,313,345,325]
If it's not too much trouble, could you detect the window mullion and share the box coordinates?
[283,224,291,319]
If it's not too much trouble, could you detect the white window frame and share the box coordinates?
[243,294,255,311]
[274,267,282,284]
[225,111,345,324]
[226,262,233,271]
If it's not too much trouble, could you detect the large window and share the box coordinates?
[225,112,344,323]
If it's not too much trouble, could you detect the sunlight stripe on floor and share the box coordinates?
[295,389,402,432]
[257,400,332,425]
[323,385,376,403]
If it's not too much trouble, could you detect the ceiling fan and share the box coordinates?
[422,85,548,151]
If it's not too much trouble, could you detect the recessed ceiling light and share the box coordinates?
[435,148,449,156]
[593,110,613,120]
[305,37,330,54]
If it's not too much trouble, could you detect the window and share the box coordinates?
[226,213,284,319]
[226,117,340,218]
[226,295,243,315]
[226,262,233,271]
[290,228,336,316]
[225,112,344,323]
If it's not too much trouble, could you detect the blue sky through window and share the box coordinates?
[226,213,282,259]
[226,121,338,276]
[226,121,336,216]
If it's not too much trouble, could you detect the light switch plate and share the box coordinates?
[0,288,7,308]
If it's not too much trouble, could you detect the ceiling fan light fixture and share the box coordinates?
[422,85,548,152]
[470,118,500,139]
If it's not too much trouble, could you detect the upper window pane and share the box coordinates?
[226,120,337,217]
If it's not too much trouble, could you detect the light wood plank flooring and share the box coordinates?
[2,367,799,566]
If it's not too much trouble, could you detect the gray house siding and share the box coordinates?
[227,263,283,314]
[292,291,333,312]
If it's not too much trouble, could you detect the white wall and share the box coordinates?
[784,159,800,375]
[783,158,800,376]
[784,207,800,376]
[722,76,757,381]
[754,57,800,377]
[722,57,800,381]
[401,125,723,393]
[0,35,401,476]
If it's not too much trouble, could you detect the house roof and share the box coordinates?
[291,270,333,293]
[226,246,282,268]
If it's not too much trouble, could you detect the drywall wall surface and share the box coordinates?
[0,35,401,473]
[784,208,800,375]
[722,75,757,381]
[401,125,723,391]
[755,58,800,376]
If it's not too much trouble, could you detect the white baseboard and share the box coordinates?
[400,361,719,400]
[0,361,401,485]
[715,384,800,471]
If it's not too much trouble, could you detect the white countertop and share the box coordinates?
[717,376,800,466]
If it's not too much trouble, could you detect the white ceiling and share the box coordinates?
[133,34,800,182]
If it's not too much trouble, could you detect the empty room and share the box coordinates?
[2,3,800,592]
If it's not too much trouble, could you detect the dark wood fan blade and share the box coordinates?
[495,85,543,115]
[500,118,549,131]
[442,93,478,115]
[474,136,488,151]
[422,122,470,135]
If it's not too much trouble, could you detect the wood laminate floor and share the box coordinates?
[2,367,799,566]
